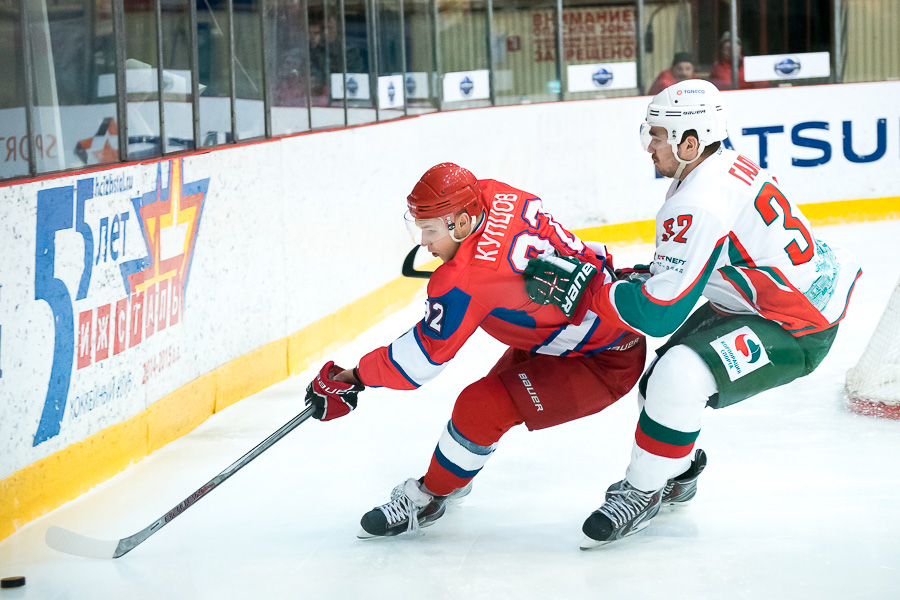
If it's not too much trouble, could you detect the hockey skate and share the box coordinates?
[580,481,662,549]
[358,478,472,538]
[661,448,707,506]
[580,448,708,549]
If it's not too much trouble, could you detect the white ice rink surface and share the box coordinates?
[2,219,900,600]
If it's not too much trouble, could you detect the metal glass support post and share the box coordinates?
[112,0,128,160]
[323,1,331,79]
[227,0,237,142]
[86,0,95,103]
[303,0,313,128]
[190,0,201,148]
[729,0,738,89]
[367,0,380,121]
[398,0,408,117]
[339,0,349,126]
[636,0,645,95]
[486,0,495,105]
[19,0,37,176]
[554,0,565,100]
[831,0,843,83]
[260,0,272,138]
[155,0,166,153]
[432,0,442,110]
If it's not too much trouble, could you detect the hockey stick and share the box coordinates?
[45,405,317,559]
[401,245,433,279]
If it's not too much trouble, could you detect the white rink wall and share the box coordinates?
[1,81,899,494]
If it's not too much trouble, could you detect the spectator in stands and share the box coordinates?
[309,13,365,103]
[648,52,695,96]
[708,32,767,90]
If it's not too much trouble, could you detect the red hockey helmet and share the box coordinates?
[407,163,485,220]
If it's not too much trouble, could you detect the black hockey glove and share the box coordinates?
[524,254,597,319]
[305,361,365,421]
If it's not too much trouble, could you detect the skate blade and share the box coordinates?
[579,535,615,550]
[357,528,380,540]
[356,518,437,540]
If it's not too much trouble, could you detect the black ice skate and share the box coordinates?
[580,481,662,550]
[661,448,707,506]
[358,479,471,538]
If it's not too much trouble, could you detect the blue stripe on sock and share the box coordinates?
[434,444,482,479]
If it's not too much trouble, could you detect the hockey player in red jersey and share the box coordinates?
[304,162,648,538]
[524,79,861,548]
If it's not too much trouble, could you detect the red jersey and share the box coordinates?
[357,180,642,389]
[648,69,678,96]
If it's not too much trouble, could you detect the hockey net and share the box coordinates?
[845,276,900,419]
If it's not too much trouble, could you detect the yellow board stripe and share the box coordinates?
[1,196,896,541]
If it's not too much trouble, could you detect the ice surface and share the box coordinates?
[2,220,899,600]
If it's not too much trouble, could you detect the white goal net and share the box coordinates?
[846,276,900,419]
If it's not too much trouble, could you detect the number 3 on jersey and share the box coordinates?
[754,182,814,266]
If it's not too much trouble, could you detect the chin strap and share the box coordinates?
[450,211,482,243]
[672,142,706,180]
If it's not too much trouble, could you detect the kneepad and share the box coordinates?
[642,345,717,428]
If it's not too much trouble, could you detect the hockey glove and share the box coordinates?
[524,254,597,319]
[305,361,365,421]
[614,264,652,284]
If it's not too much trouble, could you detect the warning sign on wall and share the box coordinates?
[532,6,637,64]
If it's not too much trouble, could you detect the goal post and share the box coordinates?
[845,276,900,419]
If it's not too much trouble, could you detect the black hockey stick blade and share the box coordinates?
[46,405,317,559]
[401,245,433,279]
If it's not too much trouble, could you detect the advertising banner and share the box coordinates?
[745,52,831,82]
[442,70,491,103]
[567,62,637,92]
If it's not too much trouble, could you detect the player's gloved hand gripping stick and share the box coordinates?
[305,361,365,421]
[524,254,597,319]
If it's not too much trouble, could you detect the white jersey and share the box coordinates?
[600,147,861,338]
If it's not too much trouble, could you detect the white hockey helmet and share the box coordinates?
[640,79,728,176]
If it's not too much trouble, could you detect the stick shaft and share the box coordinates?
[48,405,317,558]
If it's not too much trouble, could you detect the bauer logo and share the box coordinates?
[709,326,770,381]
[592,68,613,87]
[774,58,801,76]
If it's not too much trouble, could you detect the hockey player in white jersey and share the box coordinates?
[524,79,861,547]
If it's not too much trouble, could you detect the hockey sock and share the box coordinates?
[424,420,497,496]
[626,344,716,492]
[423,373,522,495]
